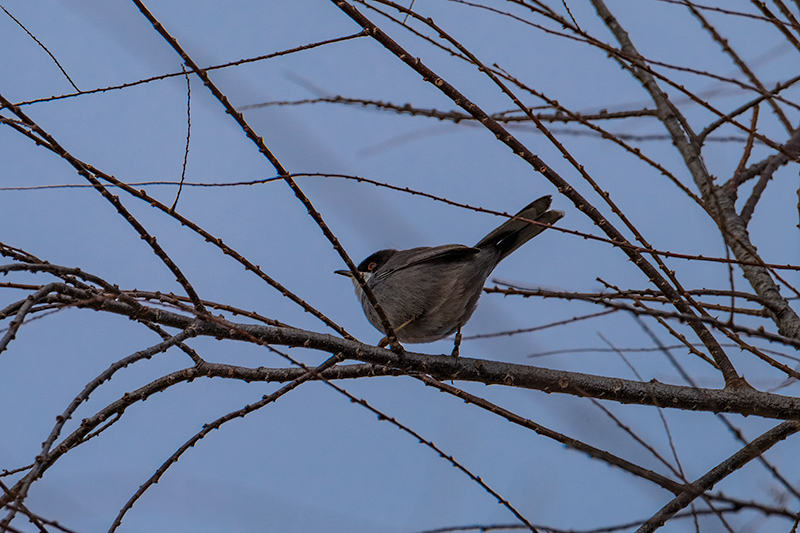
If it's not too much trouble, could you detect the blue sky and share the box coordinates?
[2,1,799,531]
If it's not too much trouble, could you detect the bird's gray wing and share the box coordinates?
[388,245,480,272]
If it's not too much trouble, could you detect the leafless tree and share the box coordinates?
[1,1,800,531]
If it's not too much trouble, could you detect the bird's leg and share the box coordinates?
[378,316,416,349]
[451,326,462,357]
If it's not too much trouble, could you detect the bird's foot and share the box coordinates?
[450,327,462,357]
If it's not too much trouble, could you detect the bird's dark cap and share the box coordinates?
[334,249,398,277]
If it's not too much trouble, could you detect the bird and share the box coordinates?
[335,195,563,355]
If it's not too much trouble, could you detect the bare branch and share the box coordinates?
[636,420,800,533]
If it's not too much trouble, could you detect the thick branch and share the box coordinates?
[54,292,800,421]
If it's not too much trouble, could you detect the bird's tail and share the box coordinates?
[474,195,564,263]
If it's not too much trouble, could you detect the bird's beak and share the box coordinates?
[334,270,353,278]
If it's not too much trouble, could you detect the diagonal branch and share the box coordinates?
[0,95,208,316]
[415,375,687,495]
[0,105,353,339]
[590,0,800,343]
[130,0,404,351]
[332,0,745,388]
[684,1,793,133]
[635,420,800,533]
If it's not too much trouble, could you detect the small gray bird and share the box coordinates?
[336,195,563,354]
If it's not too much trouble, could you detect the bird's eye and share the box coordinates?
[367,262,378,271]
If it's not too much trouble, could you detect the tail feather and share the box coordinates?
[475,195,564,263]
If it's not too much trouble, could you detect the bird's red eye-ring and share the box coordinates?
[367,262,378,271]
